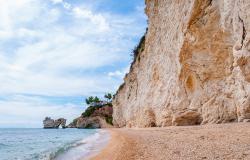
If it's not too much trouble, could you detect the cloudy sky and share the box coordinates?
[0,0,147,128]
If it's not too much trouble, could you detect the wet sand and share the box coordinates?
[91,123,250,160]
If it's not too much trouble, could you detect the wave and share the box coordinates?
[49,141,80,160]
[31,130,109,160]
[30,141,75,160]
[0,143,8,148]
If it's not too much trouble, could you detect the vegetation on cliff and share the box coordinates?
[82,94,113,125]
[67,93,114,128]
[114,29,148,98]
[85,96,100,105]
[131,28,147,65]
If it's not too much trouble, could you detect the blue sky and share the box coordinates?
[0,0,147,128]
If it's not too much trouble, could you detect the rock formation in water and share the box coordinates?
[113,0,250,127]
[67,104,113,129]
[43,117,66,129]
[54,118,67,128]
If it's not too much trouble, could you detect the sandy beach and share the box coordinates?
[91,123,250,160]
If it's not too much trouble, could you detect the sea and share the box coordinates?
[0,128,109,160]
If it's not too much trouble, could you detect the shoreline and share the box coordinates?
[77,129,110,160]
[89,129,136,160]
[89,123,250,160]
[54,129,110,160]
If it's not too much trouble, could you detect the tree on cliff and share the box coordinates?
[85,96,100,105]
[85,96,94,105]
[93,96,100,103]
[104,93,113,102]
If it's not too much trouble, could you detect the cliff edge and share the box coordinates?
[113,0,250,127]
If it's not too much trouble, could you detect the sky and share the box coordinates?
[0,0,147,128]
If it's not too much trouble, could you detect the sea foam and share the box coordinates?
[0,128,109,160]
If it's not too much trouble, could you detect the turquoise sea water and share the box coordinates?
[0,128,109,160]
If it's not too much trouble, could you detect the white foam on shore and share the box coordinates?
[54,130,110,160]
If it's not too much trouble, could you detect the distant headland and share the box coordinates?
[43,93,113,129]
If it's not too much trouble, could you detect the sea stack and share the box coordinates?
[43,117,66,129]
[113,0,250,127]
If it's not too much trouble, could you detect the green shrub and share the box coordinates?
[82,106,98,117]
[131,28,147,64]
[132,35,145,58]
[85,124,94,129]
[105,116,113,125]
[85,96,101,105]
[104,93,113,102]
[73,118,78,125]
[93,96,100,103]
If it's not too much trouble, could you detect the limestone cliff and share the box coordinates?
[113,0,250,127]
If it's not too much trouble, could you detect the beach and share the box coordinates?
[91,123,250,160]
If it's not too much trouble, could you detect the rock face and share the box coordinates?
[67,105,113,129]
[70,116,110,129]
[54,118,66,128]
[43,117,66,129]
[92,105,113,117]
[43,117,55,128]
[113,0,250,127]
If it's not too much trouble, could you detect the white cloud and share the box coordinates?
[72,7,110,32]
[63,2,71,9]
[0,0,146,96]
[0,95,83,128]
[50,0,72,10]
[0,0,42,37]
[108,70,123,77]
[0,0,147,127]
[108,65,130,79]
[50,0,63,4]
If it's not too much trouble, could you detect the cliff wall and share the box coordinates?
[113,0,250,127]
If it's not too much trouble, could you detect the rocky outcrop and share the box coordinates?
[92,105,113,117]
[43,117,55,128]
[113,0,250,127]
[43,117,66,129]
[68,116,112,129]
[67,105,113,129]
[54,118,66,128]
